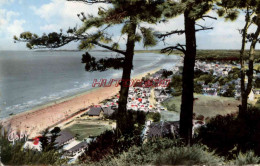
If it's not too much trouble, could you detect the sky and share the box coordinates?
[0,0,258,50]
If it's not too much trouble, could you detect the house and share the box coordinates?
[146,121,179,139]
[249,90,255,101]
[103,107,115,116]
[66,141,88,156]
[154,89,169,102]
[55,130,75,146]
[253,89,260,95]
[222,70,228,76]
[88,107,103,117]
[197,81,205,85]
[203,89,217,96]
[88,106,115,117]
[202,85,210,91]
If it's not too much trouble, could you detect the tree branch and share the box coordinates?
[156,30,185,42]
[15,32,126,55]
[195,24,214,32]
[92,41,126,55]
[202,15,217,20]
[161,44,186,54]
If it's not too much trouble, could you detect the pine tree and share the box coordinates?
[14,0,177,136]
[157,0,216,145]
[217,0,260,115]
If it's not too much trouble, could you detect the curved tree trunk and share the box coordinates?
[117,19,137,135]
[180,10,196,145]
[240,15,260,116]
[240,9,251,115]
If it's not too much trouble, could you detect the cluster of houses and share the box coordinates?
[24,129,90,162]
[88,69,174,115]
[194,60,260,102]
[195,61,235,77]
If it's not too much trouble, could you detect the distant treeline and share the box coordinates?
[135,50,260,62]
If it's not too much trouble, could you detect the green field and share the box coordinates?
[162,94,240,118]
[65,121,112,141]
[161,111,179,121]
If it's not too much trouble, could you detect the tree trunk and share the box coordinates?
[240,15,260,116]
[180,11,196,145]
[246,24,260,100]
[117,19,137,135]
[240,9,251,115]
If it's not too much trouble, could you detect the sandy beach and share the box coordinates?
[1,68,160,138]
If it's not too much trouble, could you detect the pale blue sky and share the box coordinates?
[0,0,258,50]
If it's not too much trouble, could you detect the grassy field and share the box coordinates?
[64,120,113,141]
[161,111,179,121]
[162,94,240,118]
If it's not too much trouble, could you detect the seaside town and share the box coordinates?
[4,0,260,165]
[4,57,260,164]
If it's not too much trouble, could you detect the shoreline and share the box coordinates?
[1,67,161,138]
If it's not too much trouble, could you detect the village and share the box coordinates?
[20,59,260,163]
[194,60,260,103]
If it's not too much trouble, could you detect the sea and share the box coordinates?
[0,51,180,119]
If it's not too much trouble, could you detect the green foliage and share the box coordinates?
[232,151,260,165]
[111,43,120,50]
[140,27,157,47]
[89,139,223,166]
[168,75,182,96]
[76,17,104,35]
[222,85,235,97]
[162,101,177,112]
[39,127,62,152]
[255,77,260,88]
[217,8,225,17]
[0,134,67,165]
[146,112,161,122]
[154,145,223,165]
[196,107,260,158]
[196,74,215,85]
[161,70,173,78]
[81,52,125,71]
[225,10,240,21]
[194,82,203,94]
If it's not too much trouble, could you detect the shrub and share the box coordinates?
[154,145,223,165]
[196,107,260,158]
[147,112,161,122]
[0,136,67,165]
[89,139,223,166]
[232,151,260,165]
[195,114,239,157]
[162,101,177,112]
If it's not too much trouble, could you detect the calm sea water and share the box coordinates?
[0,51,180,118]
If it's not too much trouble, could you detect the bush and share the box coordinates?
[154,145,223,165]
[162,101,177,112]
[232,151,260,165]
[90,139,223,166]
[196,107,260,158]
[0,136,67,165]
[147,112,161,122]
